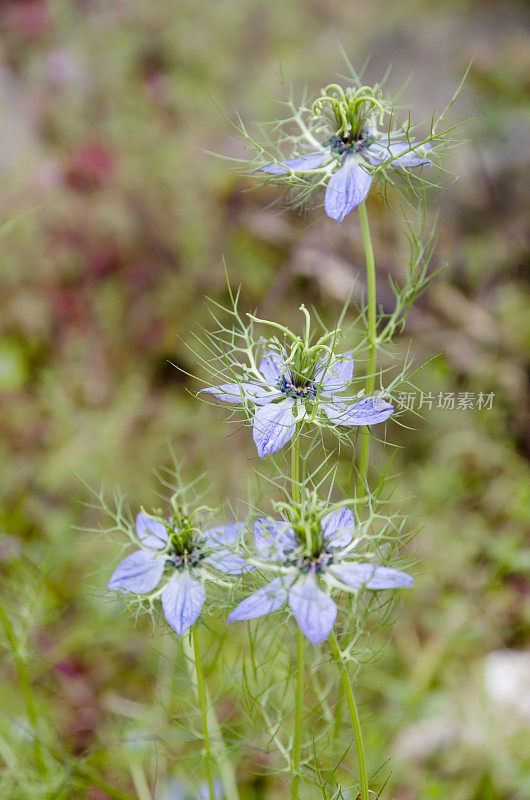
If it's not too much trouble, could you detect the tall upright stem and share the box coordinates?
[183,629,240,800]
[0,596,46,776]
[192,627,215,800]
[357,201,377,491]
[129,762,153,800]
[328,632,369,800]
[290,434,305,800]
[291,436,301,505]
[291,628,305,800]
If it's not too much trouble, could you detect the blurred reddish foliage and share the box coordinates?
[0,0,49,38]
[65,143,115,193]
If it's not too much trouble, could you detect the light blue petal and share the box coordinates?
[330,562,413,590]
[322,396,394,426]
[162,779,224,800]
[288,575,337,645]
[252,399,296,458]
[259,351,289,385]
[136,511,168,549]
[204,548,251,575]
[108,550,165,594]
[161,780,188,800]
[203,523,244,546]
[254,518,297,560]
[320,508,355,548]
[363,142,388,166]
[202,523,251,574]
[228,576,294,622]
[197,780,224,800]
[313,351,354,396]
[260,153,327,175]
[387,141,432,167]
[199,383,281,406]
[366,140,432,168]
[324,159,373,223]
[161,573,205,636]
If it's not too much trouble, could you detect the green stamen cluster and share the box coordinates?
[312,83,390,142]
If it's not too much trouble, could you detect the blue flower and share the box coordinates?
[261,132,432,223]
[201,350,393,458]
[108,512,250,636]
[228,509,413,645]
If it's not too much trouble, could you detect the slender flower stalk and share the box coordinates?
[129,762,153,800]
[291,436,301,505]
[191,627,216,800]
[328,632,369,800]
[0,597,46,777]
[357,200,378,491]
[291,434,303,799]
[182,630,240,800]
[291,628,305,800]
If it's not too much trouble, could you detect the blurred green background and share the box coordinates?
[0,0,529,798]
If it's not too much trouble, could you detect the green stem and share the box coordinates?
[129,762,152,800]
[328,633,369,800]
[192,627,216,800]
[291,628,305,800]
[73,762,134,800]
[183,629,240,800]
[291,436,301,505]
[0,596,46,776]
[357,201,377,492]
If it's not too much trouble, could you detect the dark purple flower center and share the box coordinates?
[167,545,202,569]
[295,548,334,574]
[326,132,374,157]
[278,375,317,400]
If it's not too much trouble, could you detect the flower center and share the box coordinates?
[325,132,374,157]
[289,548,334,574]
[168,545,202,569]
[168,517,199,557]
[278,375,317,400]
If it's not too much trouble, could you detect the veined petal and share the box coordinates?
[324,158,373,223]
[161,572,205,636]
[254,518,297,560]
[259,351,289,385]
[108,550,165,594]
[203,522,244,546]
[330,562,414,590]
[321,508,356,549]
[204,548,251,575]
[288,575,337,645]
[260,153,328,175]
[366,140,432,168]
[314,351,354,396]
[252,398,296,458]
[228,576,294,622]
[322,396,394,426]
[199,382,280,406]
[136,511,168,549]
[387,141,432,167]
[202,522,250,574]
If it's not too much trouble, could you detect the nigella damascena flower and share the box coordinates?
[228,508,413,645]
[108,511,249,636]
[258,83,432,223]
[201,350,393,458]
